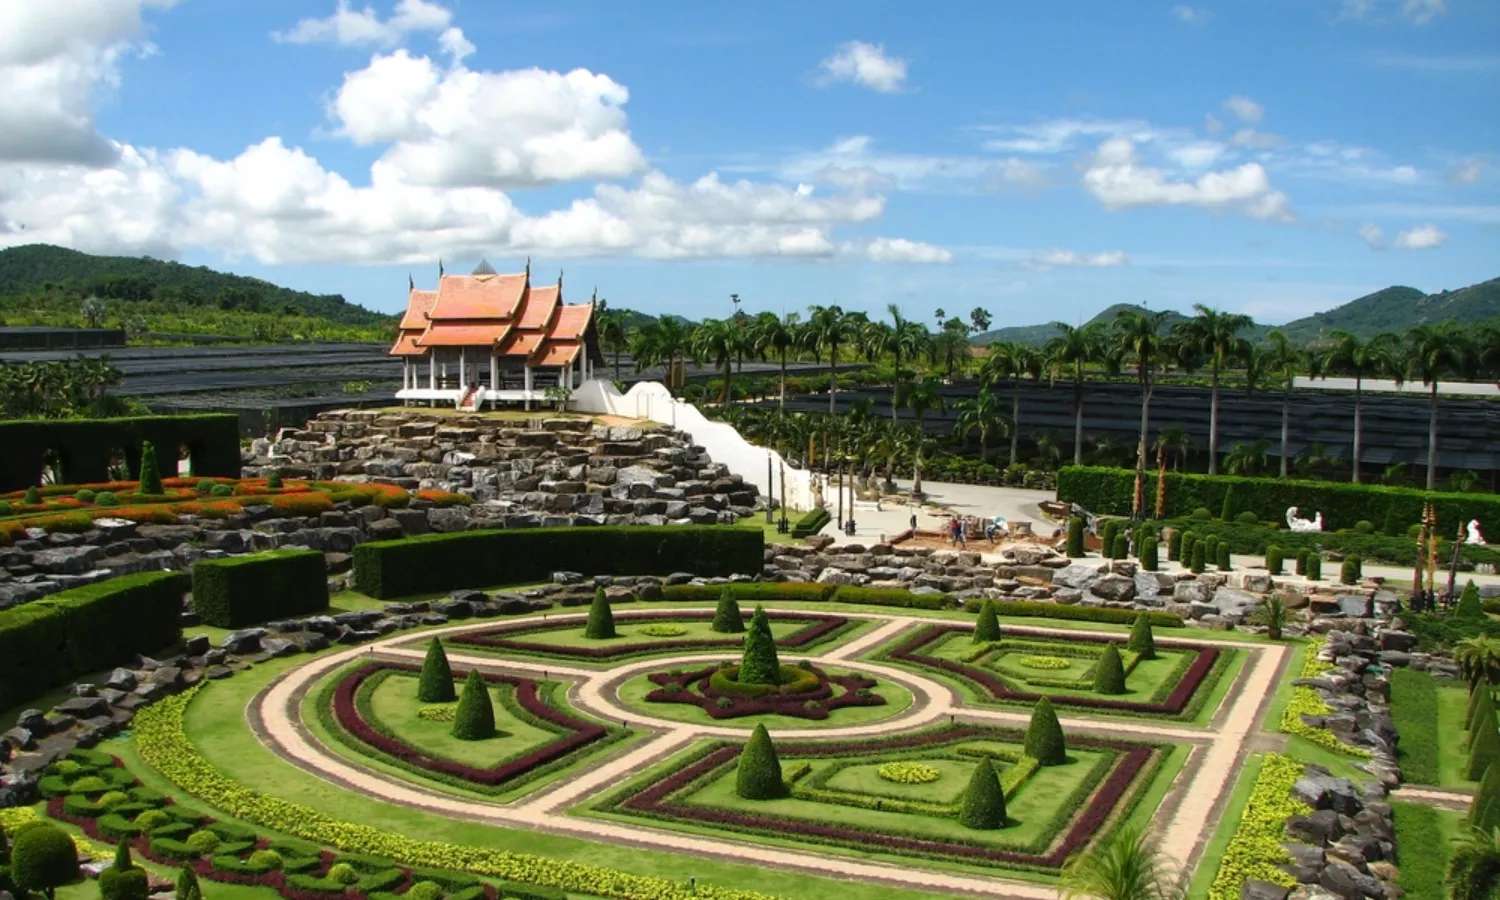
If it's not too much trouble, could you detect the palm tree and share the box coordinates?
[954,391,1008,461]
[598,310,629,382]
[1059,824,1181,900]
[1152,425,1192,471]
[1405,323,1468,490]
[692,318,738,404]
[1260,331,1304,478]
[934,317,971,381]
[751,311,800,409]
[1321,330,1398,483]
[1448,826,1500,900]
[1172,305,1251,475]
[1222,439,1271,475]
[631,316,690,391]
[872,305,932,423]
[804,305,855,414]
[1114,310,1170,518]
[1045,323,1103,467]
[904,376,945,433]
[1454,636,1500,684]
[982,342,1042,467]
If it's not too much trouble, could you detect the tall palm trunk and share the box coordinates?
[1351,377,1363,483]
[1207,361,1220,475]
[1279,385,1291,478]
[1009,386,1021,467]
[1072,370,1084,466]
[613,348,622,382]
[719,356,732,404]
[891,351,902,423]
[1132,371,1153,518]
[778,348,787,410]
[828,345,838,414]
[1427,382,1439,490]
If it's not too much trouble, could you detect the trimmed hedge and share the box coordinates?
[736,724,786,799]
[191,549,328,628]
[0,414,238,492]
[829,585,952,610]
[791,507,831,539]
[658,582,834,604]
[0,570,186,709]
[353,526,764,598]
[1059,465,1500,537]
[417,639,455,703]
[961,598,1184,627]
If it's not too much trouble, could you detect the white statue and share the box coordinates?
[1469,518,1487,546]
[1286,506,1324,533]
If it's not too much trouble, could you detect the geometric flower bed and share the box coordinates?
[593,724,1165,874]
[882,624,1226,718]
[446,611,855,662]
[641,662,886,720]
[320,661,626,794]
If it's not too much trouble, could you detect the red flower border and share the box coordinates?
[642,664,886,720]
[449,611,851,659]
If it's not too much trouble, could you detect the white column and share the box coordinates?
[523,365,532,411]
[428,354,436,389]
[459,347,466,387]
[489,352,498,394]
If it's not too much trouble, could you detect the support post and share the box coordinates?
[459,347,466,389]
[766,453,773,524]
[523,365,532,411]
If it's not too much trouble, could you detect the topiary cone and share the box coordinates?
[1458,581,1485,620]
[176,866,203,900]
[1022,697,1066,765]
[1066,517,1085,558]
[450,670,496,741]
[113,841,133,871]
[711,587,745,633]
[736,723,786,799]
[1094,644,1127,695]
[585,587,617,639]
[957,758,1007,829]
[972,600,1001,643]
[1472,758,1500,834]
[417,637,456,703]
[139,440,163,495]
[1127,614,1156,660]
[1469,708,1500,781]
[1470,685,1495,736]
[738,606,781,685]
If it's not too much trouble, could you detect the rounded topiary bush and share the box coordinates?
[1235,510,1258,525]
[10,823,78,899]
[1266,545,1283,575]
[185,830,220,855]
[24,486,40,505]
[406,882,444,900]
[327,863,359,885]
[133,809,170,831]
[97,790,129,810]
[99,865,148,900]
[210,484,233,497]
[711,587,744,633]
[957,759,1006,829]
[417,637,456,703]
[1458,581,1485,620]
[1140,537,1158,571]
[1340,555,1362,585]
[451,670,496,741]
[70,775,107,794]
[247,850,282,871]
[585,587,616,640]
[1354,519,1374,533]
[1093,644,1127,695]
[972,600,1001,643]
[195,479,215,495]
[1190,506,1212,520]
[736,724,786,800]
[74,489,96,503]
[1022,697,1066,765]
[94,491,119,507]
[1066,516,1085,558]
[1128,614,1156,660]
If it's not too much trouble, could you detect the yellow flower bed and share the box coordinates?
[1019,655,1071,670]
[1,804,108,858]
[1278,641,1370,758]
[134,687,774,900]
[1207,755,1309,900]
[876,762,941,784]
[416,705,455,722]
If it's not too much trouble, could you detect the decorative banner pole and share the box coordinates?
[765,452,773,525]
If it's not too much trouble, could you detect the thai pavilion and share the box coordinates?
[390,260,603,409]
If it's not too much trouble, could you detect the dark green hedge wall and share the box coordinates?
[191,550,329,627]
[0,570,187,708]
[0,414,240,491]
[352,526,766,599]
[1057,465,1500,533]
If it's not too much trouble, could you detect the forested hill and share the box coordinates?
[0,244,391,326]
[972,303,1193,346]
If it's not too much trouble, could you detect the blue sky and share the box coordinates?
[1,0,1496,326]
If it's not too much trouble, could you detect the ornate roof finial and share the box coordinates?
[525,256,531,278]
[471,258,497,276]
[408,273,414,291]
[438,258,444,277]
[557,269,564,290]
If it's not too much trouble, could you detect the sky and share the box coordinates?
[0,0,1496,327]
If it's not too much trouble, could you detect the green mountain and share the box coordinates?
[1276,277,1500,342]
[0,243,390,326]
[972,303,1193,346]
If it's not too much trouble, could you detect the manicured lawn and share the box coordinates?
[1391,667,1472,787]
[485,616,813,650]
[364,670,561,766]
[1436,678,1479,790]
[614,665,914,729]
[737,512,804,545]
[928,631,1190,703]
[1188,752,1266,899]
[1392,800,1463,900]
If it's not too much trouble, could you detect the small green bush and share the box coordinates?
[23,486,40,505]
[175,867,202,900]
[1139,537,1158,571]
[195,480,214,495]
[1354,519,1374,533]
[736,724,786,799]
[100,865,148,900]
[74,489,96,503]
[450,671,495,741]
[266,469,284,490]
[1234,510,1258,525]
[417,638,456,703]
[1022,697,1066,765]
[1190,506,1212,520]
[1266,545,1283,575]
[406,882,444,900]
[185,830,220,855]
[1216,542,1231,571]
[1189,541,1206,574]
[95,491,119,507]
[738,607,781,685]
[1340,555,1362,585]
[1066,517,1085,558]
[9,823,77,899]
[791,507,831,539]
[327,863,360,885]
[247,849,283,871]
[209,484,233,497]
[1295,549,1309,576]
[1306,554,1322,581]
[972,600,1001,643]
[1458,581,1485,620]
[1167,529,1183,562]
[138,441,163,495]
[1128,615,1156,660]
[711,587,744,633]
[957,759,1006,829]
[1100,520,1119,558]
[584,587,616,639]
[1093,644,1126,695]
[1111,533,1128,560]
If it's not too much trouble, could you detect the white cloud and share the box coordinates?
[1169,141,1227,169]
[331,50,646,188]
[817,41,908,93]
[1222,95,1263,124]
[980,118,1157,155]
[0,143,179,255]
[1082,137,1292,221]
[1358,223,1384,248]
[1392,223,1445,249]
[1340,0,1446,24]
[780,135,1046,193]
[1029,249,1129,269]
[864,237,952,263]
[272,0,452,47]
[1401,0,1446,24]
[1451,158,1484,184]
[1171,5,1210,24]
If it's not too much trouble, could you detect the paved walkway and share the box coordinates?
[816,482,1056,549]
[1392,786,1474,810]
[244,605,1283,898]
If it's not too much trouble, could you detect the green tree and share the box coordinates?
[10,823,77,900]
[1253,595,1288,641]
[1260,330,1307,479]
[417,637,456,703]
[99,842,147,900]
[1470,706,1500,781]
[972,600,1002,643]
[1023,697,1067,765]
[735,724,786,799]
[1128,615,1157,660]
[1173,304,1251,475]
[1113,309,1172,516]
[739,606,781,685]
[1059,823,1181,900]
[1045,323,1103,466]
[1459,581,1486,620]
[711,587,745,633]
[1066,517,1086,558]
[1405,323,1469,489]
[450,670,496,741]
[1471,761,1500,834]
[585,587,617,639]
[175,867,203,900]
[138,440,163,494]
[957,758,1007,829]
[1094,644,1127,695]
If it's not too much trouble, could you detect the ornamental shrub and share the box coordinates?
[1111,533,1128,560]
[1306,554,1322,581]
[10,822,77,899]
[1354,519,1374,533]
[1235,510,1258,525]
[735,724,786,799]
[1189,541,1206,574]
[972,600,1001,643]
[1168,529,1183,562]
[1295,549,1309,576]
[1203,535,1219,565]
[1191,506,1212,520]
[327,863,360,885]
[1458,581,1484,620]
[74,488,96,503]
[138,441,163,495]
[1340,555,1362,585]
[175,867,202,900]
[957,759,1006,829]
[407,882,444,900]
[1093,644,1127,695]
[113,842,133,871]
[195,479,214,495]
[266,469,284,490]
[1100,520,1119,558]
[584,588,616,639]
[1471,758,1500,834]
[1140,537,1158,571]
[95,491,119,507]
[24,486,40,505]
[1266,545,1283,575]
[1022,697,1066,765]
[191,550,328,628]
[247,850,282,871]
[1220,485,1235,521]
[99,864,148,900]
[1128,614,1157,660]
[1474,692,1499,746]
[450,671,496,741]
[738,606,781,685]
[1216,542,1231,571]
[210,484,233,497]
[1066,517,1085,558]
[1468,707,1500,781]
[711,587,744,633]
[185,830,220,855]
[417,638,456,703]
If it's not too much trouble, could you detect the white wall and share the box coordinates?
[571,379,818,511]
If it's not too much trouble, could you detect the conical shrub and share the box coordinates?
[450,670,496,741]
[113,842,133,870]
[1094,644,1127,695]
[1127,614,1156,660]
[139,440,163,495]
[735,724,786,799]
[1470,684,1495,735]
[176,867,203,900]
[1216,542,1231,571]
[1066,517,1085,558]
[739,606,781,685]
[1472,758,1500,833]
[417,638,456,703]
[585,587,616,639]
[957,758,1006,829]
[1469,708,1500,781]
[712,587,745,633]
[972,600,1001,643]
[1140,537,1158,571]
[1458,581,1485,620]
[1022,697,1066,765]
[1167,529,1184,562]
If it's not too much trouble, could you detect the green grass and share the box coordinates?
[479,617,814,651]
[1391,667,1448,786]
[737,513,804,546]
[1392,800,1464,900]
[1187,753,1266,900]
[1435,678,1481,790]
[364,670,562,766]
[614,666,914,729]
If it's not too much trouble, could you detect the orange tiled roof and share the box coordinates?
[427,273,527,320]
[517,283,559,329]
[418,321,516,347]
[389,331,425,357]
[532,341,581,367]
[548,303,592,341]
[497,330,545,356]
[398,289,437,330]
